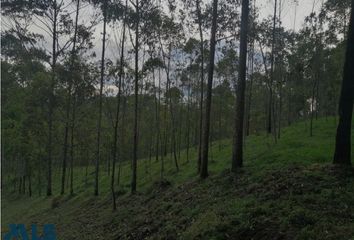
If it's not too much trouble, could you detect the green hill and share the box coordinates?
[2,117,354,239]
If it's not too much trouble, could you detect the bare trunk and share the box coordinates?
[70,95,76,195]
[231,0,249,171]
[200,0,218,179]
[132,0,139,193]
[333,4,353,166]
[61,0,80,196]
[118,95,127,186]
[196,0,204,173]
[111,0,127,210]
[47,0,57,197]
[246,40,254,136]
[95,0,107,196]
[186,83,191,163]
[267,0,277,139]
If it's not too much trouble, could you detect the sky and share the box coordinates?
[99,0,323,60]
[2,0,323,60]
[258,0,322,32]
[2,0,323,94]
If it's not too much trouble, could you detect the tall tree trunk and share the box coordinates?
[177,110,182,161]
[168,87,179,171]
[70,95,76,195]
[246,41,254,136]
[186,83,191,163]
[47,0,57,196]
[118,94,127,186]
[61,0,80,196]
[231,0,249,171]
[277,0,282,139]
[246,0,256,137]
[196,0,204,173]
[132,0,139,193]
[159,67,165,180]
[267,0,277,139]
[278,79,283,139]
[111,0,127,210]
[154,68,160,163]
[200,0,218,179]
[95,0,107,196]
[165,44,179,172]
[333,2,353,166]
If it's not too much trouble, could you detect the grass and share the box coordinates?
[2,117,354,239]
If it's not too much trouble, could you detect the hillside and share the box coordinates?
[2,118,354,240]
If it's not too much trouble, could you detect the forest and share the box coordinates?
[1,0,354,239]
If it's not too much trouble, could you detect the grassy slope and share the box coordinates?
[2,117,354,240]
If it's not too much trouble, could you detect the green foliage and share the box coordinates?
[2,118,354,239]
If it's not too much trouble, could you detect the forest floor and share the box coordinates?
[2,117,354,240]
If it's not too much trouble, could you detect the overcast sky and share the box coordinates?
[2,0,323,94]
[2,0,322,60]
[258,0,322,32]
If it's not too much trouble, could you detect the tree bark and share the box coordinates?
[111,0,127,210]
[246,39,254,136]
[95,0,107,196]
[267,0,277,139]
[196,0,204,173]
[61,0,80,196]
[333,1,353,166]
[70,95,76,195]
[47,0,57,196]
[200,0,218,179]
[186,82,191,163]
[232,0,249,171]
[132,0,139,193]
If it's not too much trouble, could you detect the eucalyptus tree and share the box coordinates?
[269,0,278,140]
[195,0,206,172]
[141,55,165,166]
[87,0,109,196]
[333,0,353,166]
[200,0,218,179]
[155,11,185,174]
[245,0,257,137]
[180,0,206,172]
[1,23,49,195]
[3,0,78,196]
[108,0,129,210]
[61,0,81,196]
[231,0,250,170]
[129,0,162,192]
[181,38,201,163]
[321,0,352,42]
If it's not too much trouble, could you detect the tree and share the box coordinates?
[196,0,205,173]
[61,0,81,196]
[111,0,128,210]
[200,0,218,179]
[333,0,353,166]
[94,0,108,196]
[269,0,278,140]
[231,0,250,170]
[132,0,140,194]
[46,0,58,197]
